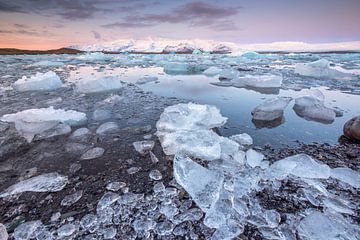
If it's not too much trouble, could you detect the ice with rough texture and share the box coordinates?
[173,154,224,211]
[61,190,83,206]
[13,71,62,92]
[1,107,87,127]
[234,74,283,88]
[80,147,105,160]
[133,140,155,154]
[245,149,264,168]
[266,154,331,180]
[229,133,253,146]
[0,172,68,198]
[331,167,360,188]
[297,211,357,240]
[163,63,192,74]
[75,76,123,93]
[57,223,76,237]
[293,90,336,123]
[295,58,357,80]
[96,122,119,135]
[137,76,158,84]
[13,221,46,240]
[0,223,8,240]
[252,97,292,121]
[203,66,223,76]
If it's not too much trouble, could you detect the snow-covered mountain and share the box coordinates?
[69,37,238,53]
[69,37,360,53]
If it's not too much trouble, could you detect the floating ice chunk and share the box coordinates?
[267,154,331,180]
[245,149,264,168]
[0,172,68,198]
[158,129,221,160]
[32,60,64,67]
[33,122,71,141]
[234,74,283,88]
[203,66,223,76]
[149,169,162,180]
[96,122,119,135]
[1,107,87,127]
[229,133,253,146]
[156,103,227,132]
[136,76,158,85]
[13,71,62,92]
[173,154,224,211]
[80,147,105,160]
[252,97,292,121]
[297,211,356,240]
[295,59,356,80]
[331,167,360,188]
[163,63,192,74]
[133,140,155,155]
[77,52,111,61]
[218,68,239,80]
[219,137,245,164]
[75,76,122,93]
[294,90,336,123]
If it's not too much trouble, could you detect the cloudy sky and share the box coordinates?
[0,0,359,49]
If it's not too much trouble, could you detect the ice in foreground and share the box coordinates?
[75,76,123,93]
[156,103,359,239]
[295,58,357,80]
[1,107,87,141]
[12,71,62,92]
[252,97,292,121]
[0,173,68,198]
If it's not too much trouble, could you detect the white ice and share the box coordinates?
[75,76,123,93]
[203,66,223,77]
[13,71,62,92]
[233,74,283,88]
[0,173,68,198]
[295,59,357,80]
[252,97,292,121]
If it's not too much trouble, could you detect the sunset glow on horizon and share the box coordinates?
[0,0,359,50]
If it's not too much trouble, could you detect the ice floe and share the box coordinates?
[293,89,337,123]
[75,76,123,93]
[0,172,68,198]
[295,58,357,80]
[252,97,292,121]
[12,71,62,92]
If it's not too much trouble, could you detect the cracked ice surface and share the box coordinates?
[157,103,360,240]
[12,71,62,92]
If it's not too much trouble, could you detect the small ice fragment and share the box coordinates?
[57,223,76,237]
[0,173,68,198]
[97,192,120,211]
[229,133,253,146]
[173,154,224,211]
[76,76,122,93]
[133,140,155,154]
[13,71,62,92]
[137,76,158,85]
[92,109,112,121]
[80,147,104,160]
[127,167,141,174]
[106,182,126,192]
[96,122,119,135]
[203,66,223,76]
[252,97,292,121]
[61,190,83,206]
[234,74,283,88]
[267,154,331,180]
[103,227,117,239]
[150,151,159,163]
[331,167,360,188]
[70,127,90,139]
[149,169,162,180]
[13,221,44,240]
[245,149,264,168]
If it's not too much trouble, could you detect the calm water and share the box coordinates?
[69,66,360,147]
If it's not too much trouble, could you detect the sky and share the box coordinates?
[0,0,359,50]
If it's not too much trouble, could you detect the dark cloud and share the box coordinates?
[14,23,30,29]
[0,29,13,34]
[92,30,102,40]
[103,1,241,31]
[0,0,150,20]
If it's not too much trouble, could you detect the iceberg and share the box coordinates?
[233,74,283,88]
[163,63,192,74]
[75,76,123,93]
[295,59,357,80]
[252,97,292,121]
[136,76,158,85]
[293,89,336,123]
[12,71,62,92]
[203,66,223,77]
[0,172,68,198]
